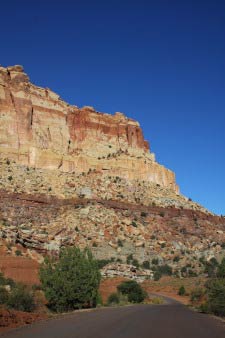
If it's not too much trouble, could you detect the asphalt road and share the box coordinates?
[1,299,225,338]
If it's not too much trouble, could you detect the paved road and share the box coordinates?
[1,299,224,338]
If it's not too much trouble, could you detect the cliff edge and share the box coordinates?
[0,65,178,192]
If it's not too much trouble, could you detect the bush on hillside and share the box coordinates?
[39,247,101,312]
[158,264,172,276]
[204,278,225,317]
[0,272,35,312]
[7,284,35,312]
[178,285,186,296]
[0,287,9,304]
[217,257,225,278]
[153,271,162,281]
[117,280,146,303]
[190,287,205,304]
[107,293,120,305]
[0,273,15,288]
[96,257,115,269]
[199,258,225,317]
[142,261,151,270]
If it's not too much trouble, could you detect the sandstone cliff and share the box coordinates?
[0,65,178,192]
[0,65,225,275]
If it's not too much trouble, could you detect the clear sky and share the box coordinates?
[1,0,225,215]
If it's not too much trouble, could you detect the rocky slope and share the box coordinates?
[0,65,225,277]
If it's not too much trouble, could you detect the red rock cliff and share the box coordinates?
[0,65,179,192]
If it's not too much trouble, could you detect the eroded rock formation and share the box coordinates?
[0,65,178,192]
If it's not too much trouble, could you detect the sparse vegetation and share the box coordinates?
[97,257,114,269]
[178,285,186,296]
[117,239,123,247]
[15,249,22,256]
[7,284,35,312]
[107,292,120,305]
[152,258,159,265]
[0,272,35,312]
[117,280,147,303]
[197,258,225,317]
[204,278,225,317]
[131,221,137,227]
[142,261,151,269]
[141,211,147,217]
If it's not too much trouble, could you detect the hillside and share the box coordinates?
[0,65,225,276]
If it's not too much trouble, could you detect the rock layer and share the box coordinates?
[0,65,178,192]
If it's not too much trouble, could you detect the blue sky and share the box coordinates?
[1,0,225,214]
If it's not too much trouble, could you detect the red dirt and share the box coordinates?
[0,307,46,333]
[0,255,40,285]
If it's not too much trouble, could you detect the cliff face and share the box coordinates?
[0,65,225,271]
[0,65,178,192]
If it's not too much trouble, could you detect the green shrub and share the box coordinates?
[152,258,159,265]
[96,258,113,269]
[107,292,120,305]
[0,273,15,288]
[141,212,147,217]
[15,250,22,256]
[40,247,101,312]
[217,257,225,278]
[117,280,146,303]
[126,254,133,264]
[153,271,162,281]
[188,269,197,277]
[0,287,9,304]
[0,273,6,286]
[210,257,218,267]
[181,266,187,274]
[158,264,172,276]
[117,239,123,247]
[205,278,225,317]
[178,285,186,296]
[132,259,139,268]
[32,284,42,291]
[199,302,210,313]
[142,261,150,269]
[95,292,103,307]
[173,255,180,262]
[190,287,204,304]
[204,264,215,277]
[7,285,35,312]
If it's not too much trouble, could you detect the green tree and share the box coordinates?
[217,257,225,278]
[205,279,225,317]
[117,280,146,303]
[39,247,101,312]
